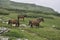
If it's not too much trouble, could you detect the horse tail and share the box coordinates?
[8,20,11,24]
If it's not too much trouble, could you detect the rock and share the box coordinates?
[20,24,27,27]
[0,37,9,40]
[0,19,2,21]
[2,21,5,23]
[2,21,8,24]
[16,38,21,40]
[5,22,8,24]
[24,38,28,40]
[0,27,7,31]
[21,30,24,32]
[12,24,16,26]
[52,25,55,28]
[0,27,10,34]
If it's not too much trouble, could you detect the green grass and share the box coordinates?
[0,2,60,40]
[24,28,60,40]
[2,29,25,38]
[0,12,60,40]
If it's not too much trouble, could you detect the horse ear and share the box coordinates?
[24,15,27,17]
[42,18,44,22]
[38,17,44,22]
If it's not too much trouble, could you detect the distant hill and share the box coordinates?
[0,0,56,13]
[10,1,55,13]
[0,0,10,8]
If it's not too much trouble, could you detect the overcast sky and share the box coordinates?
[11,0,60,13]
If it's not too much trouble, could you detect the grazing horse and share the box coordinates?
[29,17,44,28]
[8,19,19,27]
[18,15,27,21]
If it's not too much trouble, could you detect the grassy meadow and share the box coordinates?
[0,10,60,40]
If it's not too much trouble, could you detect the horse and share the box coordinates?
[18,15,27,21]
[8,19,20,27]
[29,17,44,28]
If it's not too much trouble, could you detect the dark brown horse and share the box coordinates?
[8,19,20,27]
[18,15,27,21]
[29,17,44,28]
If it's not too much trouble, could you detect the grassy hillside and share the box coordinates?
[0,0,60,17]
[0,13,60,40]
[0,0,60,40]
[0,0,10,8]
[10,1,55,13]
[0,0,56,13]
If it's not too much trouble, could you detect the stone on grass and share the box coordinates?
[24,38,28,40]
[0,37,9,40]
[12,24,16,26]
[0,27,10,34]
[52,25,56,28]
[16,38,22,40]
[20,24,27,27]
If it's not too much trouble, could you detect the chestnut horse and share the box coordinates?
[29,17,44,28]
[18,15,27,21]
[8,19,19,27]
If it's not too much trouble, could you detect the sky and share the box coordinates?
[10,0,60,13]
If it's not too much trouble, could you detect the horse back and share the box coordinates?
[18,15,25,18]
[30,20,40,25]
[9,19,18,24]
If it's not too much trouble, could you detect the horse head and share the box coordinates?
[23,15,27,17]
[37,17,44,22]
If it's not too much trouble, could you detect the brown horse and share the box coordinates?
[29,17,44,28]
[18,15,27,21]
[8,19,20,27]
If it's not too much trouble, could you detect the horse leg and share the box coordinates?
[31,24,33,28]
[38,24,40,28]
[16,24,19,27]
[16,23,18,27]
[9,24,11,26]
[36,24,39,28]
[9,22,12,26]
